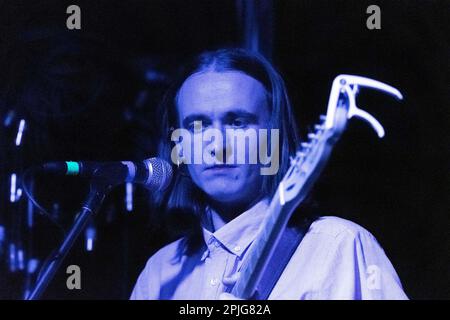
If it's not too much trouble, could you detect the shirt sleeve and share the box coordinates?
[316,226,408,300]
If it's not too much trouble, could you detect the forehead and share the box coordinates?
[176,71,268,119]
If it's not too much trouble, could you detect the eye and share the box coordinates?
[230,118,248,128]
[187,122,196,131]
[187,120,208,132]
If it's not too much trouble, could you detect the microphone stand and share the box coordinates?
[26,179,112,300]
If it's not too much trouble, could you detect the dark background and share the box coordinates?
[0,0,448,299]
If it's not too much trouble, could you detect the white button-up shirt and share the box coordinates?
[130,199,408,300]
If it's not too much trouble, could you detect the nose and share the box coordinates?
[209,122,231,163]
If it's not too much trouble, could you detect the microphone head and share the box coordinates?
[143,158,173,192]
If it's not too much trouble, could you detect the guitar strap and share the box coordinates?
[252,223,311,300]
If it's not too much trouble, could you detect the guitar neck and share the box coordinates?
[230,188,297,299]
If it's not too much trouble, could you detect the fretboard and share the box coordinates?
[230,186,298,299]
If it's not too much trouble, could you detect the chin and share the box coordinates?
[203,184,246,203]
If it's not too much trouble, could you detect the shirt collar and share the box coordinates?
[201,198,269,258]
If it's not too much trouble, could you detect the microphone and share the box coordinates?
[39,158,173,191]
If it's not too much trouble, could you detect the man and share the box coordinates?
[130,48,408,299]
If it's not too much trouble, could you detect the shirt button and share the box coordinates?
[234,245,241,252]
[214,241,221,248]
[210,278,219,286]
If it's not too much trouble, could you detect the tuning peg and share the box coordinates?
[314,124,324,131]
[307,133,318,140]
[301,142,311,150]
[296,151,306,158]
[300,142,311,149]
[289,156,295,166]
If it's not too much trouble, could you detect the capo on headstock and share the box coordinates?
[324,74,403,138]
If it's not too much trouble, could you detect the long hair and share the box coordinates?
[154,48,302,255]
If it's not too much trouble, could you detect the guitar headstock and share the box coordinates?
[278,74,403,207]
[278,113,335,206]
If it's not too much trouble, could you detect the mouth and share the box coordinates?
[204,164,237,172]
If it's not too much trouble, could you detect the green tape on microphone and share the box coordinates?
[66,161,80,176]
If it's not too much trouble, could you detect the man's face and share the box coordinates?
[176,71,270,205]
